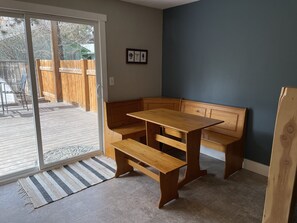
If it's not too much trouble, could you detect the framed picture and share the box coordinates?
[134,51,141,62]
[127,50,135,63]
[126,48,148,64]
[140,51,147,63]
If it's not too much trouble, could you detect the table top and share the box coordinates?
[128,108,223,133]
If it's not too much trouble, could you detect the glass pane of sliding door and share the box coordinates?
[30,18,100,165]
[0,15,38,177]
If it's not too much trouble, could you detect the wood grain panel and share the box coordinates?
[206,105,246,138]
[87,59,97,112]
[88,75,97,112]
[106,99,143,128]
[87,59,96,75]
[59,61,84,106]
[143,98,181,111]
[60,72,83,106]
[208,109,239,131]
[181,100,246,138]
[181,100,207,117]
[112,139,186,174]
[155,134,186,152]
[39,60,55,101]
[262,87,297,223]
[38,59,98,110]
[60,60,82,70]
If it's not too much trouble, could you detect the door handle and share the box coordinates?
[96,84,102,99]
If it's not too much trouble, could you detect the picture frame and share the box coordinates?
[127,49,134,63]
[140,51,147,63]
[126,48,148,64]
[134,51,141,62]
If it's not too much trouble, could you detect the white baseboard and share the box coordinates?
[200,146,269,177]
[243,159,269,177]
[200,146,225,161]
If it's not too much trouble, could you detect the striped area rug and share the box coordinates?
[18,156,116,208]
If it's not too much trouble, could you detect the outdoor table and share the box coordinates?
[128,108,223,188]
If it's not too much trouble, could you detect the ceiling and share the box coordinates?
[120,0,200,10]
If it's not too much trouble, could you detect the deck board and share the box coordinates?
[0,102,100,177]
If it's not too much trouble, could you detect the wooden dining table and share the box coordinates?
[128,108,223,188]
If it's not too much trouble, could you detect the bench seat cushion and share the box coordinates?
[112,122,146,138]
[201,130,239,152]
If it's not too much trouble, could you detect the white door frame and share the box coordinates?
[0,1,108,184]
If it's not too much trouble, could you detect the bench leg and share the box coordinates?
[158,170,179,208]
[224,142,244,179]
[114,149,133,178]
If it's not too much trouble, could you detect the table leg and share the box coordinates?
[178,129,206,188]
[146,121,161,150]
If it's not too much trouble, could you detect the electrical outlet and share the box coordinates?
[109,77,115,86]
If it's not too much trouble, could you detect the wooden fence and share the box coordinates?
[36,59,97,111]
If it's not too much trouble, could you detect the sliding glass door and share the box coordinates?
[0,14,38,178]
[30,17,100,166]
[0,11,104,182]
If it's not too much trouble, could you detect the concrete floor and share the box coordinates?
[0,154,267,223]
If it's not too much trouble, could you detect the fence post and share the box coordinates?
[51,21,63,102]
[81,59,90,111]
[35,59,44,97]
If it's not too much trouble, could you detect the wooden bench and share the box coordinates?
[104,99,146,158]
[104,98,182,158]
[104,97,247,179]
[111,139,186,208]
[181,100,247,179]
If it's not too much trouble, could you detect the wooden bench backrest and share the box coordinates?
[143,97,181,111]
[105,99,143,129]
[181,100,247,139]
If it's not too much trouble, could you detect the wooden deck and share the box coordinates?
[0,102,100,177]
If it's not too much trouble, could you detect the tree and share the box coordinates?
[0,16,95,61]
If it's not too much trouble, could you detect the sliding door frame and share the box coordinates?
[0,1,107,184]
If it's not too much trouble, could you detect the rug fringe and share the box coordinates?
[17,181,34,211]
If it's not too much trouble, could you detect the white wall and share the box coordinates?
[14,0,163,101]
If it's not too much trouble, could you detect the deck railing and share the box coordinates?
[0,60,30,93]
[36,59,97,111]
[0,60,25,84]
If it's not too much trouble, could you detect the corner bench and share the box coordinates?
[104,99,146,158]
[181,100,247,179]
[104,97,247,179]
[104,98,181,158]
[112,139,186,208]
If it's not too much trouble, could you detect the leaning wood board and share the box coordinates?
[262,87,297,223]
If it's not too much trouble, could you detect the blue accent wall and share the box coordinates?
[162,0,297,165]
